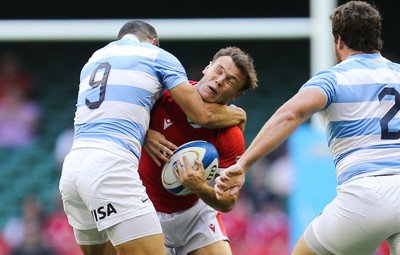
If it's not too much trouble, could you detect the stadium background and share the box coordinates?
[0,0,398,254]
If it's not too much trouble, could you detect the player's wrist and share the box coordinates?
[191,181,211,194]
[236,161,248,173]
[228,104,246,125]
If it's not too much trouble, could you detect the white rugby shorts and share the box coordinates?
[157,199,229,255]
[59,143,156,232]
[304,174,400,255]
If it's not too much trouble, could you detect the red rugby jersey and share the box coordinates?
[138,81,245,213]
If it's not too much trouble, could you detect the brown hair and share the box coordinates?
[212,46,258,92]
[330,1,383,53]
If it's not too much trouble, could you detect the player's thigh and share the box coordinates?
[161,200,229,254]
[115,234,165,255]
[107,212,165,255]
[79,241,117,255]
[291,234,319,255]
[189,240,231,255]
[297,227,332,255]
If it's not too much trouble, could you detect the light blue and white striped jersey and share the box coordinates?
[301,53,400,185]
[73,34,188,160]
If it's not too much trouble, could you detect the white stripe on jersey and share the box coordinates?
[78,69,161,95]
[322,100,394,122]
[336,68,400,85]
[330,134,392,157]
[88,44,159,64]
[74,101,150,128]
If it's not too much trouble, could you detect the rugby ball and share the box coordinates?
[161,140,219,196]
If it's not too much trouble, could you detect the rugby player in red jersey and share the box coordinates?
[138,46,258,255]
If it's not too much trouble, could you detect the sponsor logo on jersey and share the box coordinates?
[91,203,117,222]
[163,118,173,130]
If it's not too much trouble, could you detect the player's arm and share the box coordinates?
[197,170,239,212]
[196,181,238,213]
[216,88,327,197]
[175,157,237,212]
[169,82,246,129]
[238,87,327,172]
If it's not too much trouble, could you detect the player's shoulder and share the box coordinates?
[155,46,182,63]
[220,125,244,137]
[158,80,195,109]
[217,125,245,149]
[214,126,245,167]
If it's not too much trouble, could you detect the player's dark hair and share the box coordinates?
[330,1,383,53]
[212,46,258,92]
[118,20,159,45]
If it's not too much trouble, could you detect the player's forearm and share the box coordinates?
[199,103,246,129]
[238,106,305,172]
[196,185,237,212]
[170,83,245,128]
[238,90,325,172]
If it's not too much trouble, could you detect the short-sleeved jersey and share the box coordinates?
[138,81,245,213]
[301,53,400,184]
[73,34,188,160]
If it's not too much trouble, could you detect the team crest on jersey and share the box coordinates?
[187,116,202,128]
[91,203,117,222]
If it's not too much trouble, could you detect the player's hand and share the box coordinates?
[229,104,246,132]
[214,163,246,199]
[143,129,177,166]
[174,157,208,193]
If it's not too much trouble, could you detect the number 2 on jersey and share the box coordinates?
[379,87,400,139]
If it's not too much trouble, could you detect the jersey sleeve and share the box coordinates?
[299,69,336,109]
[155,50,189,90]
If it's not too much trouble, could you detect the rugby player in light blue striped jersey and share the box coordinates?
[59,20,246,255]
[215,1,400,255]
